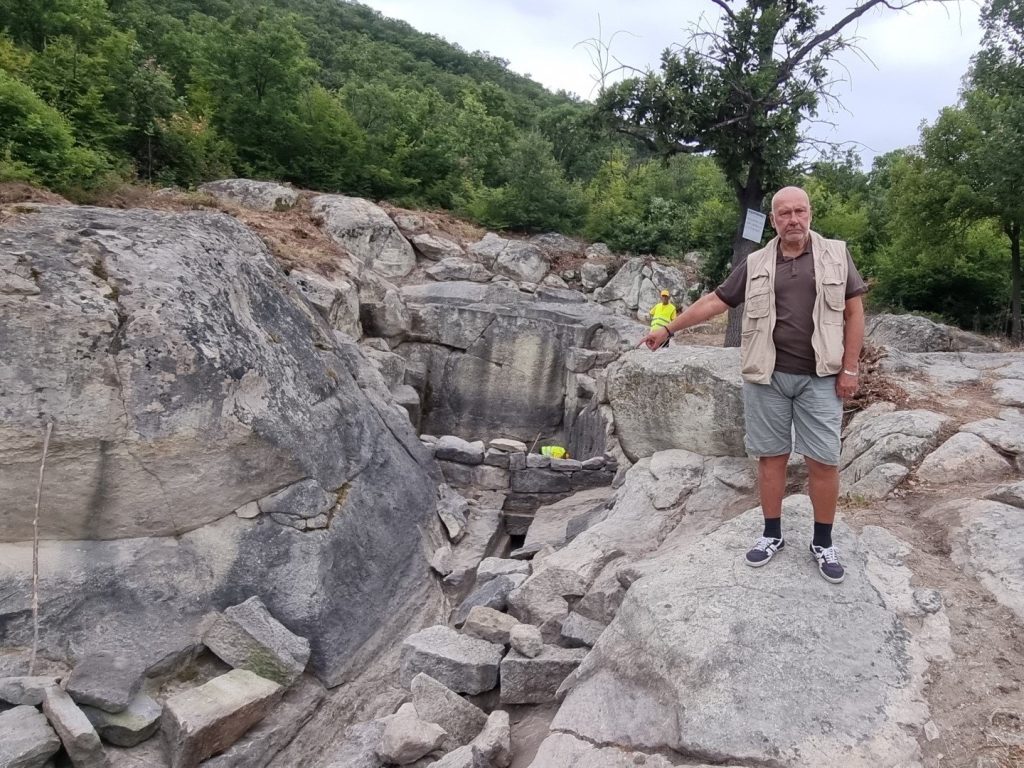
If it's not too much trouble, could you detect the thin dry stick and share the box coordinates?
[29,421,53,676]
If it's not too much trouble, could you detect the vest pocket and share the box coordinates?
[821,278,846,313]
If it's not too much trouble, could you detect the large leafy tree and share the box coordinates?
[598,0,954,343]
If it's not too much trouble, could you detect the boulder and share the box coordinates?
[0,677,59,706]
[916,432,1012,484]
[452,574,527,627]
[161,669,283,768]
[410,673,487,747]
[475,558,530,587]
[461,607,520,646]
[435,436,485,465]
[201,677,326,768]
[399,626,504,695]
[985,480,1024,509]
[42,686,107,768]
[312,195,416,278]
[66,652,146,714]
[840,409,951,486]
[843,463,910,502]
[410,233,464,262]
[470,710,512,768]
[0,705,61,768]
[489,439,527,453]
[426,258,492,283]
[377,703,446,765]
[444,506,504,589]
[560,613,606,648]
[508,624,543,658]
[0,205,445,688]
[546,497,947,767]
[468,235,548,284]
[866,313,1003,352]
[580,262,610,291]
[523,489,612,551]
[993,378,1024,407]
[202,596,311,686]
[289,269,361,340]
[82,692,161,747]
[607,347,745,461]
[500,646,587,704]
[199,179,299,211]
[961,412,1024,457]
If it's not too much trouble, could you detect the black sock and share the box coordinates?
[763,517,782,540]
[813,522,833,548]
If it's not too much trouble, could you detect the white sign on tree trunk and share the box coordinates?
[742,209,767,243]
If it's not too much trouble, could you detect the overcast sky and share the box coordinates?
[360,0,983,165]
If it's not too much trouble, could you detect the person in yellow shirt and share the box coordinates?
[650,290,677,347]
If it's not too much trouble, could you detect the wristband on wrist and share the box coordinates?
[842,369,858,376]
[664,327,674,338]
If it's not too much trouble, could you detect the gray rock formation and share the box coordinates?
[377,703,446,765]
[542,498,948,767]
[66,652,145,713]
[161,670,282,768]
[917,432,1012,484]
[500,646,588,704]
[289,270,361,340]
[529,733,732,768]
[866,313,1003,352]
[0,205,446,687]
[312,195,416,278]
[202,596,311,686]
[82,692,161,747]
[199,179,299,211]
[410,233,464,262]
[469,710,512,768]
[400,626,503,695]
[452,574,526,627]
[607,347,745,461]
[475,558,530,586]
[953,498,1024,623]
[410,673,487,747]
[426,258,492,283]
[0,705,61,768]
[0,676,60,706]
[42,685,108,768]
[468,233,548,284]
[508,624,543,658]
[461,607,520,646]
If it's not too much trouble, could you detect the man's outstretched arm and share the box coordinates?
[639,292,731,350]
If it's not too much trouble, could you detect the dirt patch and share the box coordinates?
[842,487,1024,768]
[380,202,487,246]
[0,182,70,205]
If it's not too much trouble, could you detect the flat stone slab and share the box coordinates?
[548,497,947,766]
[66,652,146,713]
[83,692,161,747]
[499,646,587,704]
[400,626,503,695]
[0,676,60,706]
[0,705,61,768]
[953,499,1024,623]
[410,673,487,747]
[435,436,485,465]
[203,596,311,686]
[161,669,283,768]
[43,685,108,768]
[475,557,530,587]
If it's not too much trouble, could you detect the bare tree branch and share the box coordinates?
[708,0,737,22]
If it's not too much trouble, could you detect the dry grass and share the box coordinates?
[0,182,70,205]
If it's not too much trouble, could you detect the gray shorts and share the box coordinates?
[743,372,842,466]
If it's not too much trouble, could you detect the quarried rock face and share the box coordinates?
[0,205,445,687]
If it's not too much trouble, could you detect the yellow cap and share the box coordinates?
[660,290,670,297]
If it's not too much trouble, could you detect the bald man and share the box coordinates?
[639,186,867,583]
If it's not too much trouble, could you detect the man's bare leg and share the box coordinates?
[805,457,838,524]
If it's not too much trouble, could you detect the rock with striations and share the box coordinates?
[475,558,530,587]
[202,596,311,686]
[377,702,446,765]
[288,269,361,340]
[400,626,504,695]
[0,205,445,688]
[65,652,146,714]
[500,646,587,704]
[82,692,161,747]
[161,669,283,768]
[606,347,745,461]
[199,179,299,212]
[312,195,416,278]
[539,497,950,767]
[0,676,60,706]
[461,606,520,646]
[410,233,465,262]
[410,673,488,747]
[468,234,548,284]
[0,705,61,768]
[426,258,492,283]
[42,686,108,768]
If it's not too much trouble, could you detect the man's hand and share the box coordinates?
[836,370,859,399]
[638,327,670,351]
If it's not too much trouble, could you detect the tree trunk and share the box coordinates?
[1010,221,1022,343]
[724,172,766,347]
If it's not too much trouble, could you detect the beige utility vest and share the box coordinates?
[740,231,848,384]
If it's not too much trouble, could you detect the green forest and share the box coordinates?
[0,0,1021,339]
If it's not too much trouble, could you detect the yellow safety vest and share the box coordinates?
[650,302,677,330]
[540,445,568,460]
